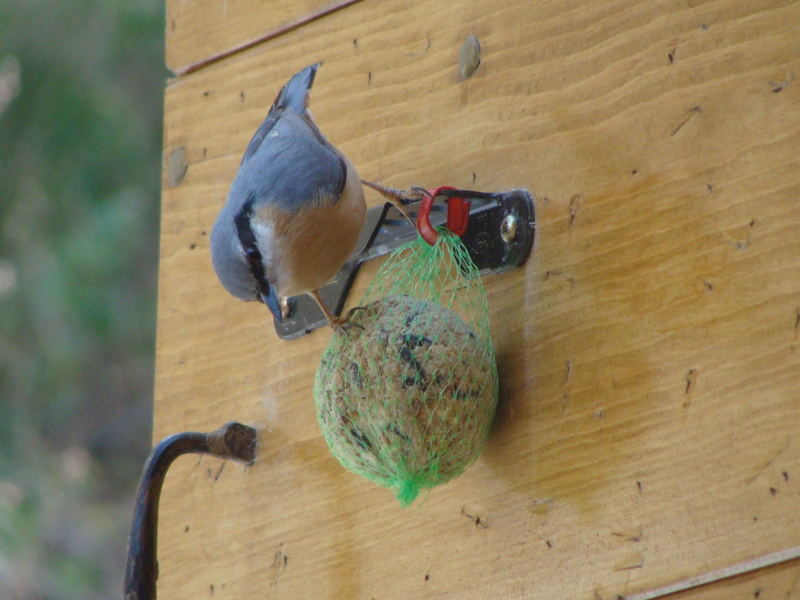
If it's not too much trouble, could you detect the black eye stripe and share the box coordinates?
[244,246,261,261]
[234,193,271,298]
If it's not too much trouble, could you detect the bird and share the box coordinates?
[210,63,367,331]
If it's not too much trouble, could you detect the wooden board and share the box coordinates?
[155,0,800,598]
[165,0,360,75]
[653,557,800,600]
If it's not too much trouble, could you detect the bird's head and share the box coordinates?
[209,194,283,322]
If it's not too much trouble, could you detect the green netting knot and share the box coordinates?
[397,478,421,508]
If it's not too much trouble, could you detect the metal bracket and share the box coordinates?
[273,188,536,340]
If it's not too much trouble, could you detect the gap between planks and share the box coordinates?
[176,0,364,76]
[626,546,800,600]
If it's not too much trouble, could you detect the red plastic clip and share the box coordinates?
[416,186,471,245]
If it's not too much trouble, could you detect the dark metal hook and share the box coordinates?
[124,421,258,600]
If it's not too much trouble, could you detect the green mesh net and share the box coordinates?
[314,229,498,506]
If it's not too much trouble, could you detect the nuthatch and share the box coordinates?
[210,63,367,330]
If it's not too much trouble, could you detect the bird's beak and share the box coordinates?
[260,287,283,323]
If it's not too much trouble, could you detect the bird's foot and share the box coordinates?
[329,306,366,336]
[361,180,423,204]
[308,290,366,336]
[361,180,421,226]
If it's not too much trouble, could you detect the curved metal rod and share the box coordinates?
[124,421,258,600]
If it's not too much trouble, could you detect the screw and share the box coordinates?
[279,296,294,320]
[166,146,187,187]
[458,34,481,80]
[500,214,518,243]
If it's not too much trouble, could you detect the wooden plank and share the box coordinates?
[155,0,800,598]
[165,0,361,75]
[626,548,800,600]
[639,557,800,600]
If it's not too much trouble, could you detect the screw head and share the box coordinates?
[458,34,481,80]
[279,296,294,320]
[166,146,187,187]
[500,215,518,243]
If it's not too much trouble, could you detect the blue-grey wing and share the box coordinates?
[240,113,279,165]
[240,64,320,166]
[234,112,347,212]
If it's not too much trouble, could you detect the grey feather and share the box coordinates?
[241,63,320,165]
[210,206,255,301]
[232,111,347,213]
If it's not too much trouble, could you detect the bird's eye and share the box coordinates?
[243,246,261,262]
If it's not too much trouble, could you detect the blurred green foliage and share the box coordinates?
[0,0,166,597]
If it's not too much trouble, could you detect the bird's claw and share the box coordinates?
[361,180,424,205]
[330,306,366,336]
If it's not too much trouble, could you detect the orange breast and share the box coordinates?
[254,156,366,297]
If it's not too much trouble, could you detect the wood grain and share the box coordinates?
[645,557,800,600]
[165,0,361,75]
[627,548,800,600]
[156,0,800,598]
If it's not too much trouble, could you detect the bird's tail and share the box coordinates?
[271,63,320,115]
